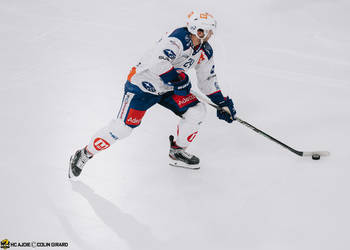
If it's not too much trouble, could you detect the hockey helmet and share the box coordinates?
[186,11,217,42]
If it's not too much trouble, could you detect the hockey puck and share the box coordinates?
[312,154,321,160]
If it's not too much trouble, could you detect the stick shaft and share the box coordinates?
[191,90,304,156]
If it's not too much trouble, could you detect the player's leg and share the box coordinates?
[159,93,207,168]
[69,82,160,178]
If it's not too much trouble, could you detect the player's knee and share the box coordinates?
[183,102,207,124]
[108,119,133,140]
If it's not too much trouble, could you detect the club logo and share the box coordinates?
[163,49,176,60]
[142,81,156,92]
[93,138,110,151]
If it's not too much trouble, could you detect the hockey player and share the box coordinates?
[69,11,236,178]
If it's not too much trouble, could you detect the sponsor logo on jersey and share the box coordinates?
[142,81,156,92]
[173,94,198,108]
[163,49,176,60]
[125,108,146,126]
[118,93,131,119]
[210,65,215,74]
[206,74,216,81]
[187,131,198,142]
[214,82,220,90]
[159,55,170,61]
[109,132,119,140]
[93,138,110,151]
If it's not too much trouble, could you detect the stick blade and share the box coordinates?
[302,151,330,157]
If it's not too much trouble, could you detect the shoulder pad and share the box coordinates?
[202,42,213,60]
[168,27,192,51]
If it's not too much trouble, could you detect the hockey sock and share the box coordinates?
[85,119,133,155]
[176,102,206,148]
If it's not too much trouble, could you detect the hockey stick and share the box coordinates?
[191,90,330,159]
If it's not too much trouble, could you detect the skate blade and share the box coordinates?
[169,158,200,170]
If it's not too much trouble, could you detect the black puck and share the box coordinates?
[312,154,321,160]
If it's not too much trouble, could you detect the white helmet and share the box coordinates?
[186,11,217,42]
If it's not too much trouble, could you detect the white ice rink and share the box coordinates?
[1,0,350,249]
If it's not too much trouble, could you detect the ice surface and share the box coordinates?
[1,0,349,249]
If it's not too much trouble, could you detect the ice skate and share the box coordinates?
[169,135,200,169]
[68,147,93,179]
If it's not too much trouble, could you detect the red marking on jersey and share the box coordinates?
[187,131,198,142]
[177,125,179,136]
[93,138,110,151]
[125,108,146,126]
[197,52,206,64]
[172,93,198,108]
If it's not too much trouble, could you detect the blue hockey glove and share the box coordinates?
[217,96,236,123]
[172,72,191,96]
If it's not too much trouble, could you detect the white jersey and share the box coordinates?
[127,27,220,96]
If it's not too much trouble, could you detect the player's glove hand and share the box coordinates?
[217,96,236,123]
[172,72,191,96]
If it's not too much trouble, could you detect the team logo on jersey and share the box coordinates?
[187,131,198,142]
[142,81,156,92]
[163,49,176,60]
[93,138,110,151]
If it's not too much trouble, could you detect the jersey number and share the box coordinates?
[183,58,195,68]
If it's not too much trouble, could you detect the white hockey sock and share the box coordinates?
[176,102,206,148]
[86,119,132,155]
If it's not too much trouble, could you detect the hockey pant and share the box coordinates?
[86,81,207,156]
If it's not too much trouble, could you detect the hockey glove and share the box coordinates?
[172,72,191,96]
[217,96,236,123]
